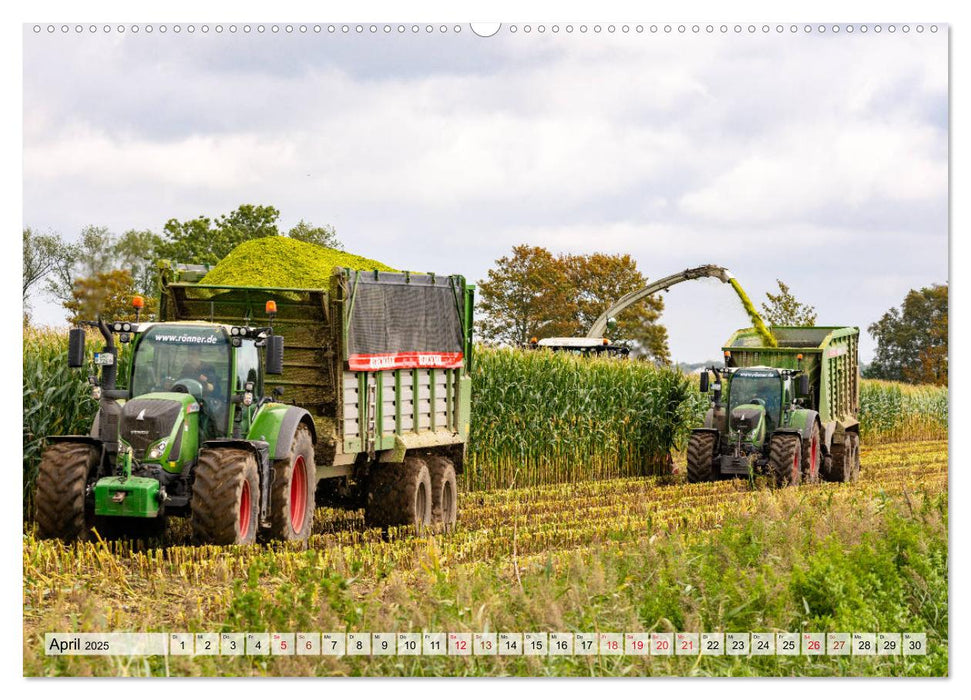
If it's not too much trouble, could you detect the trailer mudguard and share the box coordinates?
[247,403,317,461]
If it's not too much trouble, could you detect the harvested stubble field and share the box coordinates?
[23,440,948,677]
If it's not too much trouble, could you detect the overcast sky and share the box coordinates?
[22,24,948,362]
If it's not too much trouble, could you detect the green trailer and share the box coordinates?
[33,263,474,545]
[687,326,860,486]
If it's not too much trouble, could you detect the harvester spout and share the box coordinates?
[586,264,734,338]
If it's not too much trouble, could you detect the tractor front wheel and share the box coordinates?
[686,432,718,483]
[191,448,259,545]
[769,433,802,487]
[268,425,316,542]
[34,442,99,541]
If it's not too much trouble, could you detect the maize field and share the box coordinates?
[23,440,948,676]
[22,332,948,516]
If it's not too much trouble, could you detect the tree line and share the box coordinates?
[23,204,341,324]
[22,207,947,386]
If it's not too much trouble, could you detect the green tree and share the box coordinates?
[23,227,69,305]
[63,269,155,325]
[114,229,164,297]
[866,284,947,386]
[476,245,576,345]
[156,204,281,265]
[760,279,818,326]
[287,220,342,249]
[44,225,115,305]
[563,252,669,362]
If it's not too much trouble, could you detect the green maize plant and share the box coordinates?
[465,347,706,490]
[859,379,948,444]
[21,327,133,519]
[22,328,99,518]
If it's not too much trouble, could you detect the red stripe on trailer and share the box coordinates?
[348,352,464,371]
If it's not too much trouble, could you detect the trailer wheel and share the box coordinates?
[365,457,432,532]
[686,432,718,483]
[823,433,859,483]
[34,442,99,541]
[769,433,802,487]
[801,421,822,484]
[268,425,315,542]
[191,448,259,545]
[426,455,458,532]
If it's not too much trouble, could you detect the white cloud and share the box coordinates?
[22,30,948,361]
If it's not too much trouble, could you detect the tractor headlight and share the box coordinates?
[147,440,169,460]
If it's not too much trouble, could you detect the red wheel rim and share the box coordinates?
[239,480,251,540]
[290,455,308,533]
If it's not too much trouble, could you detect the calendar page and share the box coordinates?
[19,1,949,684]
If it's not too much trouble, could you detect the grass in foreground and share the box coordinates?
[23,441,947,677]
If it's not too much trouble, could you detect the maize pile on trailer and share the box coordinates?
[688,326,860,486]
[33,262,474,545]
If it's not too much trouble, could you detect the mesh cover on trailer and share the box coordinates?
[346,271,464,370]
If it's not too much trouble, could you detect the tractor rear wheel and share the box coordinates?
[769,433,802,487]
[426,455,458,532]
[801,421,822,484]
[268,425,315,542]
[191,448,259,545]
[365,456,432,532]
[34,442,99,541]
[686,432,718,483]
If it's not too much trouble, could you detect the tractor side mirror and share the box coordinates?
[266,335,285,375]
[606,317,618,332]
[799,373,810,397]
[699,371,709,394]
[68,328,86,368]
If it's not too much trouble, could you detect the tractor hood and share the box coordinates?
[118,393,199,467]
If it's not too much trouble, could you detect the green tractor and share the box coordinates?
[687,326,861,486]
[33,297,319,545]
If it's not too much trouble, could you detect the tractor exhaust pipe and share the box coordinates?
[97,317,118,392]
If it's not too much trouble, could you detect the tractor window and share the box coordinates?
[235,339,261,394]
[130,325,232,435]
[729,374,783,432]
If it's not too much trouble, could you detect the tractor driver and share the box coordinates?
[179,345,220,396]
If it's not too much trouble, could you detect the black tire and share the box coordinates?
[769,433,802,487]
[426,455,458,532]
[365,457,432,531]
[191,448,259,545]
[801,421,822,484]
[824,432,860,483]
[268,425,315,542]
[34,442,99,541]
[686,432,718,483]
